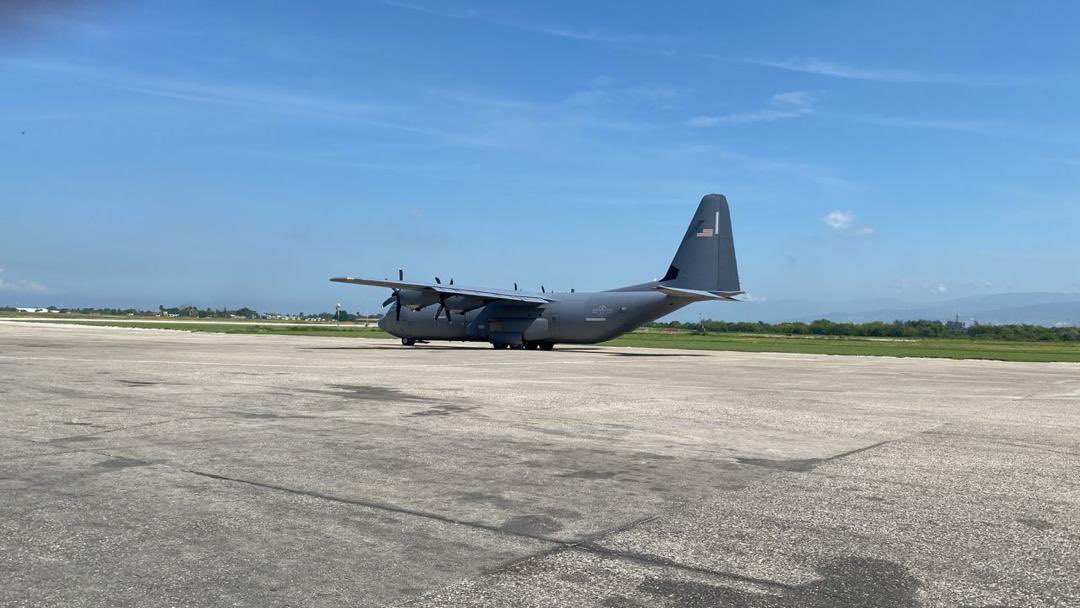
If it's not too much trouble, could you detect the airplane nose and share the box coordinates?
[378,314,388,331]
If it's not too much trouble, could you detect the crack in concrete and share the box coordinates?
[183,469,568,546]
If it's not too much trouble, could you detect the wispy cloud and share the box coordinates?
[5,58,382,118]
[533,26,631,44]
[730,57,1035,87]
[687,91,814,127]
[0,269,47,293]
[432,88,537,111]
[6,58,551,148]
[832,112,995,134]
[824,210,874,236]
[380,0,667,51]
[670,144,856,189]
[563,78,682,108]
[378,0,477,20]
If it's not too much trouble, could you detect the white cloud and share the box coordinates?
[0,269,47,293]
[823,210,855,230]
[687,91,814,127]
[730,57,1033,87]
[823,210,874,236]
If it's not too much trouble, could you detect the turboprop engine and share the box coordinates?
[398,290,440,310]
[443,295,486,314]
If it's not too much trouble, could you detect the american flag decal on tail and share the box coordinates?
[695,211,721,238]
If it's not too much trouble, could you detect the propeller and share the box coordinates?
[435,277,441,284]
[433,295,452,322]
[541,285,545,294]
[514,282,518,291]
[383,268,404,321]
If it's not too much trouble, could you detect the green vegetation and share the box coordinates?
[8,317,1080,362]
[652,319,1080,342]
[0,305,376,322]
[606,331,1080,363]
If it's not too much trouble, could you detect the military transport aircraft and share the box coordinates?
[331,194,741,349]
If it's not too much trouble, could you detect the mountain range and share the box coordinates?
[704,293,1080,327]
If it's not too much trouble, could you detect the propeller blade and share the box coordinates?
[541,285,545,294]
[449,278,454,285]
[382,294,396,307]
[398,268,404,281]
[435,277,441,284]
[444,305,451,322]
[395,293,401,321]
[514,282,518,291]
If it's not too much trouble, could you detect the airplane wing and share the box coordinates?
[330,277,556,305]
[656,285,743,301]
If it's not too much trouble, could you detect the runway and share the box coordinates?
[1,321,1077,607]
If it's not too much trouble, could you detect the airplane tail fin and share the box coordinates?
[659,194,740,294]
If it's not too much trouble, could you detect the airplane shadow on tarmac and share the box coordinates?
[298,345,708,357]
[626,557,920,608]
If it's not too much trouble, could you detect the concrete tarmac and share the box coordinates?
[1,321,1077,607]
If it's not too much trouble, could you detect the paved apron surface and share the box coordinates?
[1,322,1076,607]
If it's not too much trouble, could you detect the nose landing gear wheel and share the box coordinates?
[401,338,416,346]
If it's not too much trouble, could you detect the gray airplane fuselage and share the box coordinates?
[378,284,689,345]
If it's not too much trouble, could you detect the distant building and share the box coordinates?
[945,314,966,332]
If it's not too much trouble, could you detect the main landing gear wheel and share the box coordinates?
[492,343,508,349]
[401,338,416,346]
[524,343,539,350]
[539,343,555,351]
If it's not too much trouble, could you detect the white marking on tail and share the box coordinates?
[715,211,720,236]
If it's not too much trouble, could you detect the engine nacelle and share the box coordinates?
[398,290,440,310]
[444,295,486,313]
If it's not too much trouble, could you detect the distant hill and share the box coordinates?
[809,293,1080,326]
[704,293,1080,326]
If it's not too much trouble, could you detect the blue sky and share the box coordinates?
[2,1,1079,316]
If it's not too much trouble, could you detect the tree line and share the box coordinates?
[648,319,1080,342]
[1,305,375,322]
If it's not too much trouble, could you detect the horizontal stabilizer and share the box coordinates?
[656,285,742,301]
